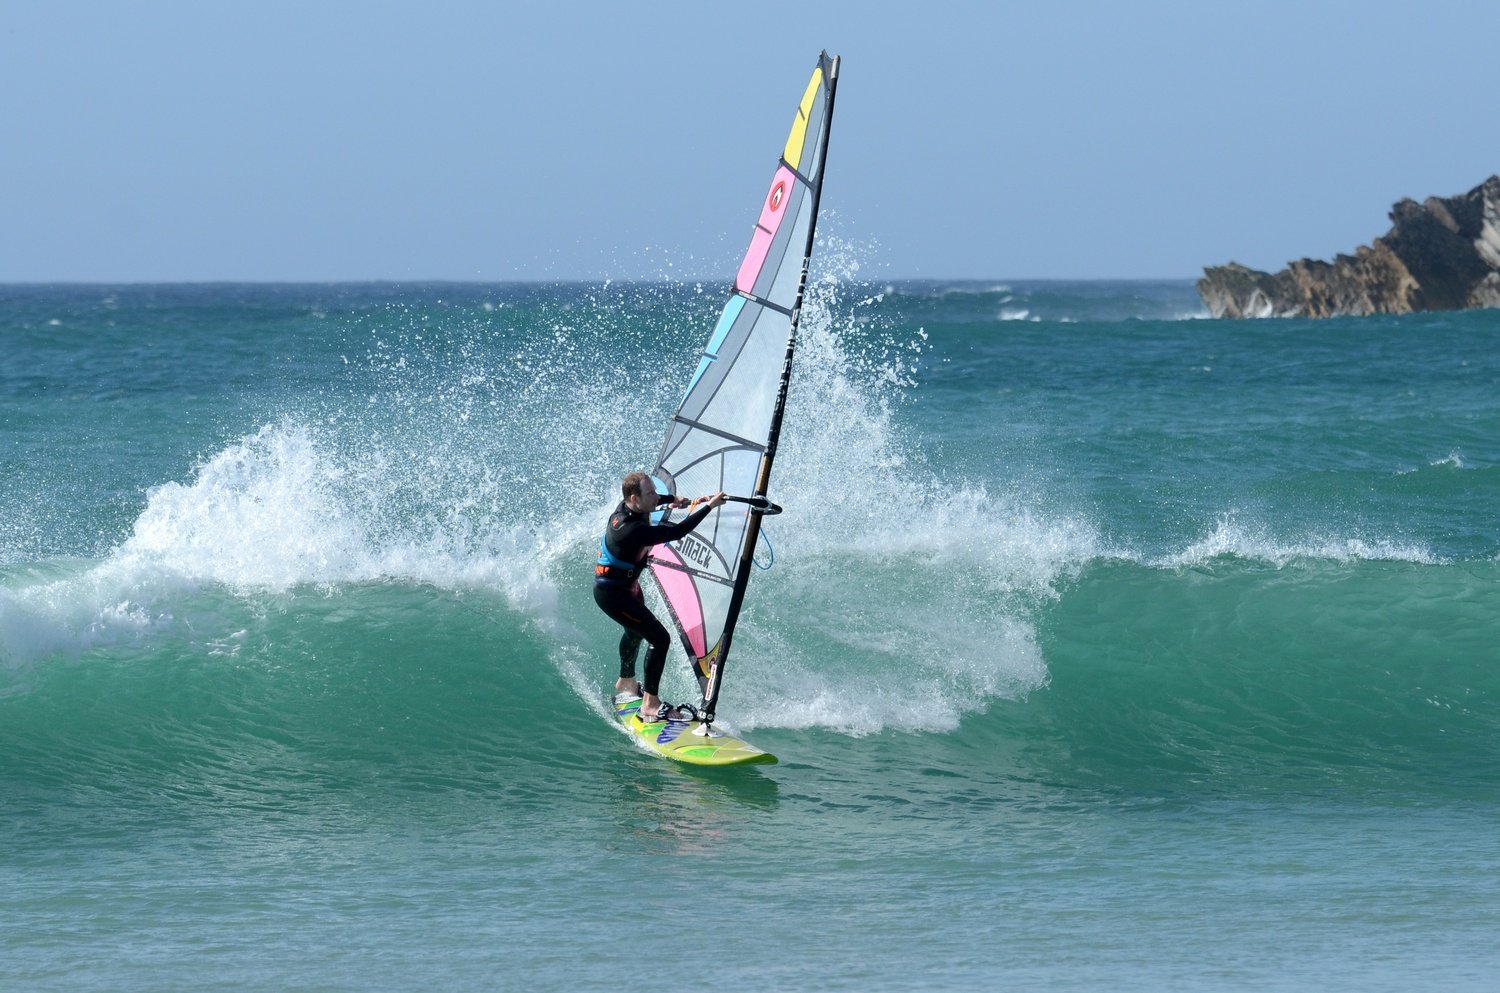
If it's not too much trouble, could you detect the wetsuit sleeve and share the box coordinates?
[641,504,713,544]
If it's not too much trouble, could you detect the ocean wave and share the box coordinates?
[866,279,1207,323]
[1006,553,1500,797]
[1142,516,1442,568]
[4,557,1493,800]
[877,283,1015,298]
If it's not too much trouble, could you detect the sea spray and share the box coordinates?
[645,246,1074,731]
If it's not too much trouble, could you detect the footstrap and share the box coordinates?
[657,701,700,722]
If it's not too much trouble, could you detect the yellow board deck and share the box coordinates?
[611,696,777,766]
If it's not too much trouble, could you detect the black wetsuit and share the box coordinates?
[593,499,713,696]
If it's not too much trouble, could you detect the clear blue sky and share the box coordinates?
[3,0,1495,282]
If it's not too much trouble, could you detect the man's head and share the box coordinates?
[622,471,659,513]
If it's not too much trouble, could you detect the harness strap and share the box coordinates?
[596,532,641,585]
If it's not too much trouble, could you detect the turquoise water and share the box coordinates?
[3,279,1498,991]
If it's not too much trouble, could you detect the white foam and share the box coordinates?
[0,416,581,677]
[1149,515,1442,569]
[150,422,566,609]
[725,600,1049,735]
[934,283,1012,296]
[999,307,1039,322]
[117,423,370,589]
[0,558,193,679]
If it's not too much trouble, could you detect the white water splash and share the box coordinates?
[2,265,1084,734]
[1149,515,1443,569]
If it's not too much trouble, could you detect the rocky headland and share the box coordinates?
[1198,175,1500,318]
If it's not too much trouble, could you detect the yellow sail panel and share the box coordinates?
[782,67,822,168]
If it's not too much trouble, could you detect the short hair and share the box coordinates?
[621,471,652,501]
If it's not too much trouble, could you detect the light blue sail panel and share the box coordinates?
[681,295,748,401]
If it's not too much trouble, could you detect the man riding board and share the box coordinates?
[594,472,726,722]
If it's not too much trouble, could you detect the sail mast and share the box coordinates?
[699,53,840,722]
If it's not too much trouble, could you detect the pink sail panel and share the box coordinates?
[649,545,707,659]
[736,165,797,294]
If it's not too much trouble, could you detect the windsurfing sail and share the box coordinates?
[646,51,840,722]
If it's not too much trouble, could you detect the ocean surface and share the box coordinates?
[3,276,1497,991]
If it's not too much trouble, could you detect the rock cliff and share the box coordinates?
[1198,175,1500,318]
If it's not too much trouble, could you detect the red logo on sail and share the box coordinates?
[768,180,786,213]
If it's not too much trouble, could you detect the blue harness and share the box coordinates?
[595,535,640,585]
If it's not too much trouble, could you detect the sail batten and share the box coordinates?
[647,52,839,719]
[666,415,767,451]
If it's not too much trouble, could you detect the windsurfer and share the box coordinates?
[594,472,726,722]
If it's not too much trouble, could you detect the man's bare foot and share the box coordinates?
[637,693,696,722]
[614,678,642,699]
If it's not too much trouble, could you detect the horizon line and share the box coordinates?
[1,275,1202,288]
